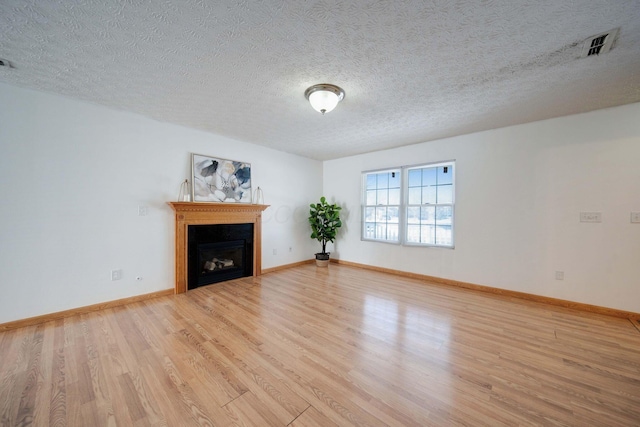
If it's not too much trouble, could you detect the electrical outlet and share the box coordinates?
[631,212,640,223]
[579,212,601,223]
[111,269,122,281]
[555,271,564,281]
[138,205,148,216]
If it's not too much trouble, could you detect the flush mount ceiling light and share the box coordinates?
[304,83,345,115]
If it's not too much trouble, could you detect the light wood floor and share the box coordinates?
[1,264,639,426]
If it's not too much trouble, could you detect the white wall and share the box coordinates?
[0,82,322,323]
[2,81,638,322]
[324,102,640,313]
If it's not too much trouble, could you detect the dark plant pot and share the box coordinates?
[315,252,330,267]
[315,252,330,261]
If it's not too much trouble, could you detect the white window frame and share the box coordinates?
[361,168,402,244]
[361,161,455,248]
[404,161,455,248]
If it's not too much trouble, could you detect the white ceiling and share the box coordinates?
[1,1,639,160]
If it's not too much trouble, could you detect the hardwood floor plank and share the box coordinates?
[223,391,285,427]
[136,358,188,427]
[0,329,19,374]
[306,375,387,427]
[48,320,66,427]
[1,264,639,426]
[32,322,55,426]
[14,325,45,425]
[179,333,250,397]
[118,372,146,422]
[289,405,339,427]
[248,366,310,421]
[156,352,219,426]
[182,352,243,408]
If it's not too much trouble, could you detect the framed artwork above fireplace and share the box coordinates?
[191,153,252,203]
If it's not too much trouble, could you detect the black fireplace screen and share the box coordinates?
[187,224,253,289]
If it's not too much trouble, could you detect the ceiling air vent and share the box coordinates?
[581,28,619,58]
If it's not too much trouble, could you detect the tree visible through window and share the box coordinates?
[362,162,454,247]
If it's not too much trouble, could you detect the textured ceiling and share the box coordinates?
[1,1,639,160]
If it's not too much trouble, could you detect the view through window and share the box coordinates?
[363,169,401,242]
[362,161,454,247]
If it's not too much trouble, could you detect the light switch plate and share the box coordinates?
[111,269,122,281]
[631,212,640,223]
[580,212,601,223]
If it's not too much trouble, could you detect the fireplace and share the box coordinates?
[188,224,253,289]
[168,202,268,294]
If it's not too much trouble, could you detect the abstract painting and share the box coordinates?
[191,154,252,203]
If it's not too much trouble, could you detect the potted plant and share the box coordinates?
[309,196,342,267]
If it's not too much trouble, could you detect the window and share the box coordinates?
[362,161,455,248]
[363,169,401,242]
[406,163,454,247]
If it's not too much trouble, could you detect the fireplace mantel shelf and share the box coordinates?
[168,202,269,293]
[169,202,270,214]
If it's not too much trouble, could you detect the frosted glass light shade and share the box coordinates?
[304,84,345,115]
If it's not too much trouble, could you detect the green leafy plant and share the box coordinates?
[309,196,342,257]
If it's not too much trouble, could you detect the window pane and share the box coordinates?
[376,173,389,189]
[421,225,435,244]
[365,207,375,222]
[407,207,420,224]
[376,206,387,222]
[421,206,435,224]
[377,189,388,205]
[364,222,375,239]
[422,186,436,204]
[376,223,387,240]
[366,174,377,189]
[388,188,400,205]
[387,224,399,240]
[438,165,453,184]
[408,169,421,187]
[407,224,420,242]
[387,207,399,223]
[436,206,453,225]
[422,168,437,186]
[437,184,453,203]
[366,190,376,205]
[436,225,452,246]
[389,171,400,188]
[408,187,421,204]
